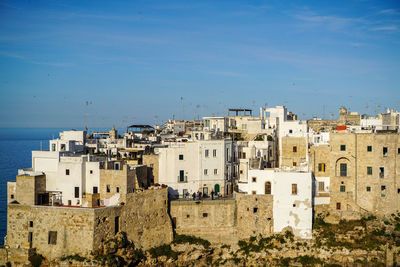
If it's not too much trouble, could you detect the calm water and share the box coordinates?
[0,128,66,245]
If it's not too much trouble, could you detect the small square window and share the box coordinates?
[367,167,372,175]
[340,185,346,192]
[252,177,257,183]
[289,129,293,134]
[397,188,400,194]
[367,146,372,152]
[66,169,70,175]
[90,170,93,174]
[366,186,371,192]
[240,170,243,174]
[293,162,297,166]
[252,191,257,195]
[293,204,296,207]
[202,213,208,217]
[29,221,33,227]
[186,214,190,218]
[340,145,346,151]
[179,154,184,160]
[253,207,258,213]
[10,194,14,199]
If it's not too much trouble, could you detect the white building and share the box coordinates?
[238,169,313,239]
[158,139,234,197]
[203,117,228,133]
[28,130,105,206]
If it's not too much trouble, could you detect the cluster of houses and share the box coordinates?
[3,105,400,260]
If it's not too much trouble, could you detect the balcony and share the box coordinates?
[177,176,188,183]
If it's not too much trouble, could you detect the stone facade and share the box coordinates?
[15,174,46,205]
[100,164,148,205]
[281,137,307,168]
[5,188,173,260]
[170,194,274,244]
[311,132,400,216]
[142,154,159,184]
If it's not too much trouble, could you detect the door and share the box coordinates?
[214,184,220,193]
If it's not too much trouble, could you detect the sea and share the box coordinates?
[0,128,80,245]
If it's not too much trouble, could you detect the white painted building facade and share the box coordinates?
[158,139,234,197]
[238,169,313,239]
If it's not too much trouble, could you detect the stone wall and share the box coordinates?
[142,154,159,184]
[6,204,96,260]
[5,188,173,261]
[120,188,173,250]
[236,194,273,239]
[281,137,307,168]
[170,194,274,244]
[15,174,45,205]
[171,199,237,244]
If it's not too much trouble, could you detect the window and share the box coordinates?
[93,186,98,194]
[74,187,79,198]
[48,231,57,245]
[28,232,33,243]
[265,182,271,194]
[179,170,185,182]
[252,191,257,195]
[204,169,208,175]
[214,169,218,175]
[116,187,120,193]
[205,149,209,157]
[60,144,65,151]
[398,148,400,154]
[336,203,341,210]
[318,163,326,172]
[66,169,70,175]
[115,216,119,235]
[293,162,297,166]
[367,167,372,175]
[29,221,33,227]
[289,129,293,134]
[379,167,384,178]
[10,194,14,199]
[52,143,56,151]
[366,186,371,192]
[179,154,184,160]
[242,124,247,130]
[381,185,386,197]
[253,207,258,213]
[202,213,208,217]
[318,182,325,192]
[397,188,400,194]
[90,170,93,174]
[293,146,297,152]
[340,163,347,177]
[367,146,372,152]
[340,185,346,192]
[106,185,111,193]
[240,170,243,174]
[213,149,217,157]
[291,184,298,195]
[340,145,346,151]
[383,147,388,157]
[252,177,257,183]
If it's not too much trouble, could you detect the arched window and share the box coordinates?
[265,182,271,195]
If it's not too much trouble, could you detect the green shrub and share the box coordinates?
[28,253,43,267]
[148,244,180,260]
[173,234,211,249]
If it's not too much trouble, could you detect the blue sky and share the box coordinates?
[0,0,399,128]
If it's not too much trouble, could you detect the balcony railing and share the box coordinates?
[177,176,188,183]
